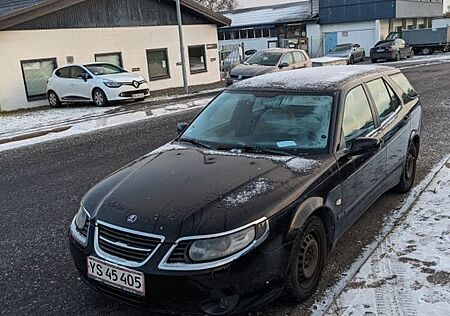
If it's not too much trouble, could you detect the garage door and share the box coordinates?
[338,29,376,57]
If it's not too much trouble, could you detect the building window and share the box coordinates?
[263,28,270,38]
[21,58,57,101]
[247,29,255,38]
[225,32,231,40]
[231,30,239,39]
[146,49,170,81]
[188,45,207,74]
[255,29,263,38]
[240,29,247,39]
[95,52,123,68]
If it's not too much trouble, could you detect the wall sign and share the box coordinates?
[206,43,218,50]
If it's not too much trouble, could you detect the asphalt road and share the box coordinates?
[1,61,450,316]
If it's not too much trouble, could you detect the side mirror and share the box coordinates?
[348,137,381,156]
[279,62,289,69]
[177,122,189,134]
[82,72,90,82]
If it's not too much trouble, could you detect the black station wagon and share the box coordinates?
[69,65,421,315]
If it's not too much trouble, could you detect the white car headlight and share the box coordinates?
[103,80,122,88]
[75,206,87,230]
[187,220,268,263]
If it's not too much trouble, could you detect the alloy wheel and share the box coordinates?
[94,91,104,106]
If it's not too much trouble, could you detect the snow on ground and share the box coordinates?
[0,97,212,152]
[326,162,450,316]
[0,106,118,137]
[224,178,274,207]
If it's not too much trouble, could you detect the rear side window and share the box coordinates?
[293,52,305,63]
[280,53,294,65]
[366,79,401,123]
[390,73,417,99]
[56,67,71,78]
[342,85,375,146]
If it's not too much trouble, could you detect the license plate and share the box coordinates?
[132,93,145,99]
[87,256,145,296]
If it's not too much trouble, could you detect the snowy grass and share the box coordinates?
[311,154,450,316]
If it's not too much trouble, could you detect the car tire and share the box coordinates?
[285,216,327,302]
[395,52,401,61]
[394,141,418,193]
[421,47,432,55]
[349,56,355,65]
[92,88,109,107]
[371,58,378,63]
[134,98,146,102]
[48,91,62,108]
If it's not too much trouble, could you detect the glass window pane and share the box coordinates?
[255,29,262,38]
[263,29,270,37]
[240,30,247,39]
[390,73,417,99]
[147,49,170,80]
[343,85,375,146]
[21,59,56,100]
[188,46,207,73]
[367,79,400,122]
[247,29,255,38]
[280,53,294,65]
[95,53,122,67]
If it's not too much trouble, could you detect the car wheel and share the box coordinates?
[349,55,355,65]
[371,58,378,63]
[285,216,327,302]
[92,88,109,107]
[421,47,432,55]
[395,52,401,61]
[134,98,146,102]
[48,91,62,108]
[394,141,418,193]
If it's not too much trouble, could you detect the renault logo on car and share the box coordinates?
[127,214,138,224]
[132,80,140,88]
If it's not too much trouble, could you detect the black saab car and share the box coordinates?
[69,65,421,315]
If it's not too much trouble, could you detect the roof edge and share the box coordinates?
[0,0,231,31]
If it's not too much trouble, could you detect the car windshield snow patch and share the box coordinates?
[148,143,186,155]
[224,178,274,207]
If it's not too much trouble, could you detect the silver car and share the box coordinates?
[326,43,366,64]
[227,48,312,86]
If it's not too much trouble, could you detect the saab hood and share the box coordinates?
[82,144,328,242]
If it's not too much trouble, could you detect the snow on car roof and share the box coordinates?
[230,65,398,92]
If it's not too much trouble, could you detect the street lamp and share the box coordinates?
[176,0,189,94]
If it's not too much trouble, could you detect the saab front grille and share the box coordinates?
[97,222,162,264]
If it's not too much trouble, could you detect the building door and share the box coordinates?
[324,32,338,54]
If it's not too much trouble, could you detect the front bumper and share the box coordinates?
[104,83,150,101]
[69,226,293,315]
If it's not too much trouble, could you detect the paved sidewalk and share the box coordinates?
[327,160,450,316]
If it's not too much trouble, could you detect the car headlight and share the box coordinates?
[75,206,87,230]
[103,80,122,88]
[188,219,268,263]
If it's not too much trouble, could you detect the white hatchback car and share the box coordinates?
[47,63,150,107]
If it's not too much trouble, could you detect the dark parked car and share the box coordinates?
[326,43,365,64]
[226,48,311,86]
[69,65,421,315]
[370,39,413,63]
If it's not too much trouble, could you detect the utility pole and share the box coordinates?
[176,0,189,94]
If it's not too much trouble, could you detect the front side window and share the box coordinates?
[293,52,305,63]
[95,52,123,68]
[182,91,334,154]
[188,45,207,74]
[21,58,57,101]
[147,49,170,80]
[71,66,87,79]
[342,85,375,147]
[84,63,125,75]
[366,79,400,123]
[244,51,283,66]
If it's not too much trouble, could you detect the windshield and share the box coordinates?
[375,41,394,48]
[244,51,283,66]
[85,63,126,75]
[181,91,333,155]
[331,45,351,52]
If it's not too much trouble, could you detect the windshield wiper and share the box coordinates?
[217,145,292,157]
[179,138,213,150]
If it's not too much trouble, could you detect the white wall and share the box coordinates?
[0,24,221,111]
[433,18,450,28]
[320,21,381,56]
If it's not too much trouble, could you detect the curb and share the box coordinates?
[312,154,450,316]
[0,89,222,145]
